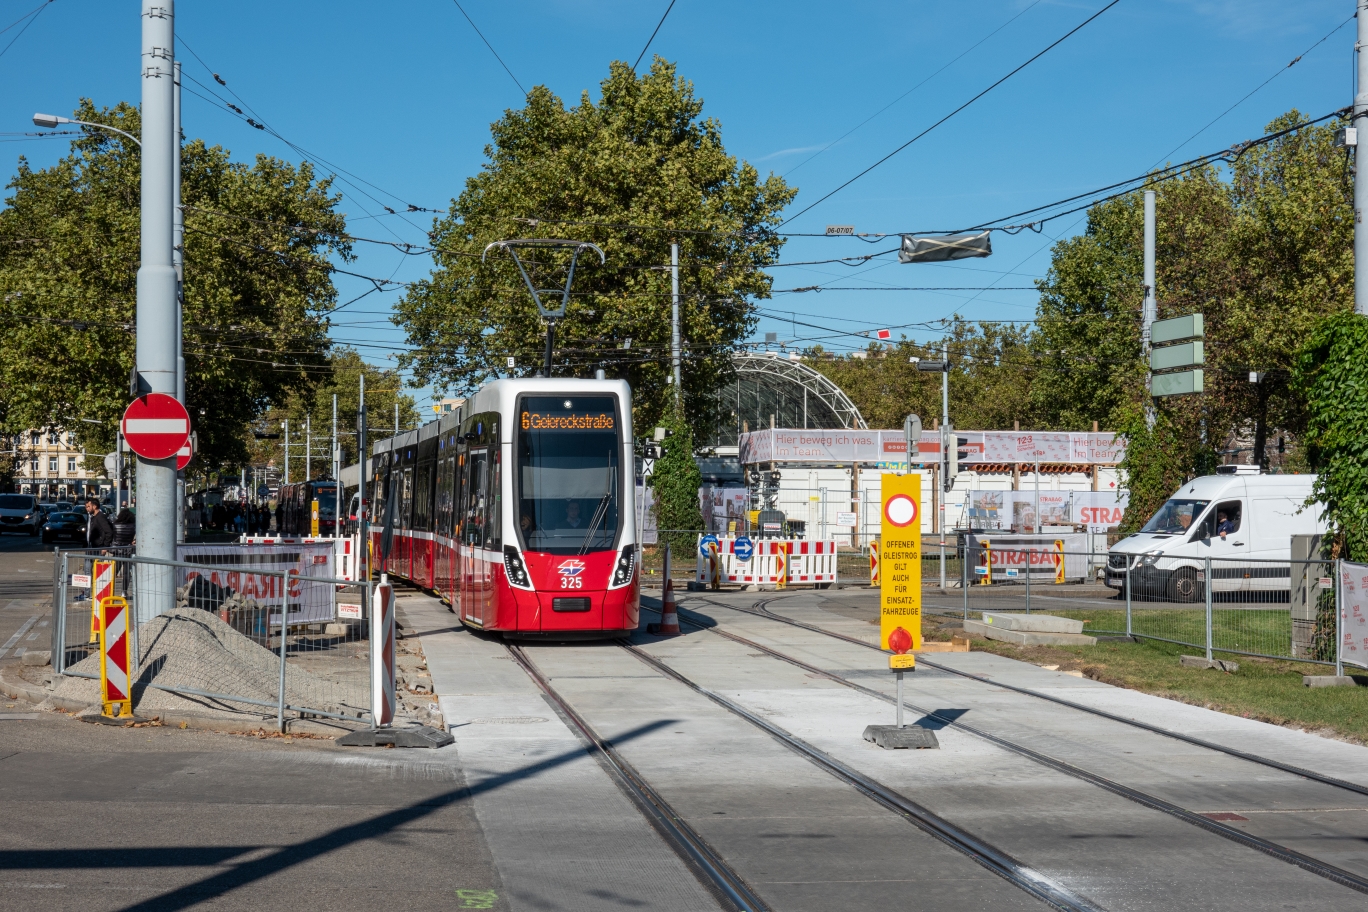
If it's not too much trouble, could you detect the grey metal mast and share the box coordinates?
[1142,190,1157,426]
[135,0,179,611]
[1356,2,1368,315]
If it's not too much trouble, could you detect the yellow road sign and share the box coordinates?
[879,473,922,653]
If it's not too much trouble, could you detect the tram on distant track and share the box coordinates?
[368,378,639,637]
[278,479,341,537]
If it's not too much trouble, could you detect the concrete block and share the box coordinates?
[1302,674,1368,688]
[20,650,51,667]
[981,612,1085,634]
[1180,655,1240,672]
[324,623,350,635]
[964,619,1097,647]
[336,724,454,748]
[863,724,939,750]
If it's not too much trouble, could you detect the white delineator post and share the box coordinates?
[372,576,396,727]
[1356,2,1368,316]
[136,0,179,614]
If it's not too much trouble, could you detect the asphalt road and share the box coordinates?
[0,714,505,911]
[0,533,56,666]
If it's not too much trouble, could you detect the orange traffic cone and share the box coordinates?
[648,578,682,636]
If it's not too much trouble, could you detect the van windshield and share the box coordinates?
[0,495,33,510]
[1141,498,1210,535]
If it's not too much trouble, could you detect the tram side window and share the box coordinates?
[435,454,451,538]
[465,450,489,547]
[399,466,413,530]
[485,441,501,550]
[372,464,388,527]
[413,462,432,532]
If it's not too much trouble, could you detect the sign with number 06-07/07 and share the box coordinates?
[880,473,922,653]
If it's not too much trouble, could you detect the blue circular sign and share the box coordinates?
[734,535,754,562]
[699,533,720,557]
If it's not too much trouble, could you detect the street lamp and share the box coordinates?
[33,113,140,148]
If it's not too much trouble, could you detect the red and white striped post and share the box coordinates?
[91,559,115,644]
[99,595,134,719]
[371,576,396,728]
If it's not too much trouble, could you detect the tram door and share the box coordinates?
[461,448,490,625]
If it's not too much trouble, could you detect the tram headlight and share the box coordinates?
[609,545,635,589]
[503,545,533,590]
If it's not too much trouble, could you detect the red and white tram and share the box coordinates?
[369,378,639,636]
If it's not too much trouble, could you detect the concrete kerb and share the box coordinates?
[0,668,363,737]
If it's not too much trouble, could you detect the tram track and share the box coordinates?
[718,593,1368,800]
[658,596,1368,898]
[505,642,768,912]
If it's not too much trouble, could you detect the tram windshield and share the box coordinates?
[516,395,621,555]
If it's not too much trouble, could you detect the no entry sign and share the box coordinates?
[175,438,193,471]
[121,393,191,461]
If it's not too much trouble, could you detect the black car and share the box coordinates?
[41,511,87,545]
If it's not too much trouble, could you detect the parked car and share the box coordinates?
[0,493,41,536]
[1105,466,1327,601]
[41,511,88,545]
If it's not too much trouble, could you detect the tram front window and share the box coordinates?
[517,396,621,555]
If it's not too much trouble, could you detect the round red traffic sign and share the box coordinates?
[121,394,191,461]
[175,438,194,471]
[884,493,918,527]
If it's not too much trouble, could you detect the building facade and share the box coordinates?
[11,428,108,501]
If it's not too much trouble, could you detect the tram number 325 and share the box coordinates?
[560,576,584,589]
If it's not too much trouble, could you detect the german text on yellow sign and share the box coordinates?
[880,473,922,652]
[311,499,320,537]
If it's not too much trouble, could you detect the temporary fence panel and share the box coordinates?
[53,550,374,731]
[966,534,1090,583]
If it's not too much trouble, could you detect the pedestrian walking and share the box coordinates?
[84,498,114,549]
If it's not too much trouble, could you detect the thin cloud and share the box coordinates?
[753,144,830,162]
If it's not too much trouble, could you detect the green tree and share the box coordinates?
[649,401,703,555]
[0,101,350,476]
[395,59,795,434]
[1292,312,1368,561]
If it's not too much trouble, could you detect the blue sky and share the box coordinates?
[0,0,1355,412]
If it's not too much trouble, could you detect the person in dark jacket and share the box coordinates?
[111,508,136,549]
[84,498,114,548]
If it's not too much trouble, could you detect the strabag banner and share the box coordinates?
[175,543,336,625]
[740,428,1124,466]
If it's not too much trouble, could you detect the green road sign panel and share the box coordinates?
[1151,340,1204,371]
[1151,313,1204,345]
[1152,369,1204,396]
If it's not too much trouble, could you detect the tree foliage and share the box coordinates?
[395,59,795,434]
[1292,312,1368,561]
[0,101,349,476]
[648,399,704,554]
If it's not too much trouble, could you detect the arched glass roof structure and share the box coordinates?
[703,352,867,448]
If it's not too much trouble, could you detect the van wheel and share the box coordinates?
[1169,568,1202,603]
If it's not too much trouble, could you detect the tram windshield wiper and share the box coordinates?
[579,489,612,555]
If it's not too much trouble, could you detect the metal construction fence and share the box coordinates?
[940,547,1366,672]
[52,547,372,731]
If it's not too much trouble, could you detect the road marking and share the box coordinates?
[25,632,38,641]
[0,616,39,658]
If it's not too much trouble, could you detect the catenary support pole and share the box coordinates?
[135,0,179,614]
[173,60,185,544]
[359,373,368,579]
[1142,189,1157,424]
[305,414,311,483]
[332,393,339,533]
[671,242,681,397]
[283,419,289,485]
[1357,4,1368,315]
[394,401,399,435]
[940,344,948,589]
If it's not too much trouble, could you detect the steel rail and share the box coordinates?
[665,599,1368,897]
[717,595,1368,799]
[505,643,768,912]
[619,641,1108,912]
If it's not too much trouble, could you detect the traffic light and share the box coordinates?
[943,422,957,492]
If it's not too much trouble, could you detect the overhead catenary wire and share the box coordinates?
[0,0,52,63]
[632,0,677,71]
[450,0,525,95]
[779,0,1124,227]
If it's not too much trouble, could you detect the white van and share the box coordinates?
[1104,466,1326,601]
[0,493,41,536]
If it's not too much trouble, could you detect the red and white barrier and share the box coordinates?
[696,538,839,587]
[240,533,362,583]
[371,578,396,727]
[99,595,134,719]
[91,559,114,644]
